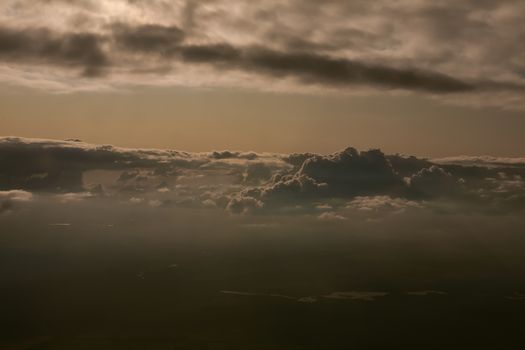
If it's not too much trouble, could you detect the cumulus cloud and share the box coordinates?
[226,195,264,214]
[228,147,525,214]
[242,163,275,184]
[2,136,525,215]
[406,166,465,199]
[0,0,524,108]
[230,147,406,211]
[296,148,403,197]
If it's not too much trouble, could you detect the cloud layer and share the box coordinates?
[0,0,524,108]
[2,136,525,217]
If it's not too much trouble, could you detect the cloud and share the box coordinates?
[0,136,221,192]
[347,196,423,212]
[406,290,447,296]
[406,166,465,199]
[0,1,524,108]
[0,27,108,77]
[242,163,275,184]
[236,148,406,210]
[0,190,33,202]
[176,44,475,93]
[296,148,403,197]
[505,292,525,301]
[56,192,92,203]
[322,291,388,302]
[2,136,525,215]
[433,156,525,168]
[226,195,264,214]
[0,189,33,214]
[243,48,474,93]
[129,197,142,204]
[228,147,525,213]
[317,212,346,221]
[297,296,317,303]
[113,23,185,54]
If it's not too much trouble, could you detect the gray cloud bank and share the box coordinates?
[1,136,524,216]
[0,0,524,107]
[0,24,476,93]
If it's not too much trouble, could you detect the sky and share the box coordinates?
[0,0,524,156]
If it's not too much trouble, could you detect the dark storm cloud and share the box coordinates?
[180,44,241,63]
[97,20,476,93]
[0,0,524,106]
[113,23,185,54]
[0,23,488,93]
[120,30,524,94]
[175,44,525,93]
[183,42,525,94]
[240,48,473,93]
[0,27,108,77]
[25,0,98,9]
[36,0,94,4]
[0,21,523,94]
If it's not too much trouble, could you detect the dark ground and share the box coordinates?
[1,204,525,349]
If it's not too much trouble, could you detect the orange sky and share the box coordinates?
[1,85,524,157]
